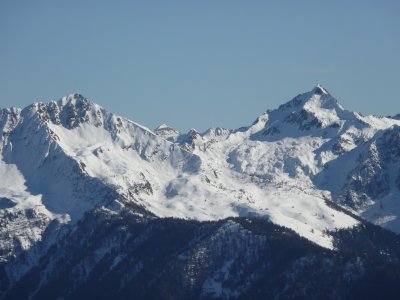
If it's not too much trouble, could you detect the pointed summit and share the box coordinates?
[312,84,329,95]
[277,84,337,112]
[254,85,354,137]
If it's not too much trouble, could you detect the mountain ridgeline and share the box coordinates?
[1,86,400,299]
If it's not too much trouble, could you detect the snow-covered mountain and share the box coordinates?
[167,84,400,233]
[1,86,400,298]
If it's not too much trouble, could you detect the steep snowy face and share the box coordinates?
[251,85,358,141]
[235,85,399,186]
[0,107,49,261]
[310,122,400,232]
[0,95,204,282]
[382,125,400,163]
[219,86,354,185]
[0,108,20,132]
[350,126,400,231]
[0,99,122,272]
[0,108,21,150]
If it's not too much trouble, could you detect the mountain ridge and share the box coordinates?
[1,86,400,298]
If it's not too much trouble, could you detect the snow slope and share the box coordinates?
[1,87,399,266]
[168,84,400,234]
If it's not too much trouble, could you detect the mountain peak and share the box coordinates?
[154,123,180,141]
[155,123,172,131]
[312,84,329,95]
[254,86,350,136]
[59,93,90,107]
[277,85,341,113]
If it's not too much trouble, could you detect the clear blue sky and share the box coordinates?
[1,0,399,132]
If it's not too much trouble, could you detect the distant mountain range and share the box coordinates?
[1,86,400,299]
